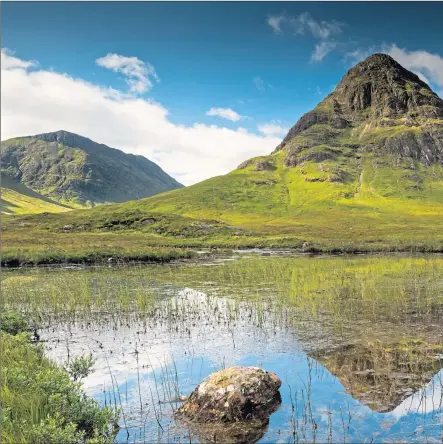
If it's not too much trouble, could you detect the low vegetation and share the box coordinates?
[0,312,118,443]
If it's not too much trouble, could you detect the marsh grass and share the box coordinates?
[0,330,118,443]
[3,255,443,337]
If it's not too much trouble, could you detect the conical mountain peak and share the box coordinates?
[274,53,443,153]
[331,53,442,118]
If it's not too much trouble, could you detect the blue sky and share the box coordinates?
[2,2,443,184]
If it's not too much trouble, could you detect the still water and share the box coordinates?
[4,254,443,442]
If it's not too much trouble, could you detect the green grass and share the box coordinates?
[1,316,118,443]
[1,228,197,266]
[1,174,72,215]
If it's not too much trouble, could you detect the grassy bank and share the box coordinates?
[1,225,197,266]
[2,209,443,267]
[0,312,118,443]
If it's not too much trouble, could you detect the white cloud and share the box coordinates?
[267,13,286,34]
[206,107,244,122]
[268,12,344,62]
[253,76,265,92]
[258,122,288,137]
[1,48,37,70]
[292,12,344,40]
[1,49,280,186]
[344,48,374,64]
[311,41,337,63]
[267,12,344,39]
[384,44,443,89]
[96,53,159,94]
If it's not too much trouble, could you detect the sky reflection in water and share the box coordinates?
[41,287,443,443]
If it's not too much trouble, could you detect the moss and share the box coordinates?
[420,88,434,98]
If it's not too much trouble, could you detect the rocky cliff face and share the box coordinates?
[272,54,443,168]
[1,130,183,206]
[333,53,442,119]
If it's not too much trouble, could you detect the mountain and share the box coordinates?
[0,130,183,209]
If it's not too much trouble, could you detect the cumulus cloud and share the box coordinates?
[257,122,288,137]
[1,49,280,186]
[268,12,344,62]
[96,53,159,94]
[1,48,37,70]
[206,107,244,122]
[384,44,443,90]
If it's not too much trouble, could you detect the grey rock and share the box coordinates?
[177,366,281,423]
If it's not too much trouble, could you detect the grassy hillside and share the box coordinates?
[1,174,71,215]
[126,146,443,242]
[1,130,183,207]
[112,54,443,247]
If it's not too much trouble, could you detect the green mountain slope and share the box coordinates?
[1,130,183,208]
[108,54,443,242]
[1,173,71,214]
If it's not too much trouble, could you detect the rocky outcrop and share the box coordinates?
[383,127,443,166]
[254,159,275,171]
[177,366,281,423]
[334,54,443,119]
[238,158,275,171]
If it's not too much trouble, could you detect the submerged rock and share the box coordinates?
[178,416,274,443]
[177,366,281,423]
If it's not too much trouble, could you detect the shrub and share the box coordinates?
[66,353,96,382]
[0,310,29,334]
[1,332,118,443]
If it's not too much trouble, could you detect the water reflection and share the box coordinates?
[4,255,443,442]
[39,287,443,443]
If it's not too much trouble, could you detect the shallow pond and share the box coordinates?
[3,254,443,442]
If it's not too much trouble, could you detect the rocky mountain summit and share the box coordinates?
[271,54,443,168]
[121,53,443,246]
[1,130,183,207]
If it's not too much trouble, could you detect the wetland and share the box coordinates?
[2,253,443,443]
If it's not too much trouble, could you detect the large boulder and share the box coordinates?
[177,366,281,423]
